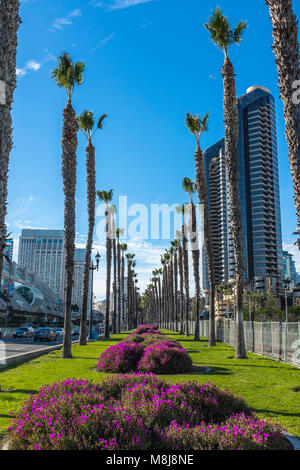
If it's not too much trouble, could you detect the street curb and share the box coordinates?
[284,432,300,451]
[0,340,78,370]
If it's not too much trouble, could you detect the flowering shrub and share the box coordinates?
[141,335,181,348]
[121,334,146,344]
[97,342,143,373]
[7,375,289,450]
[137,341,193,374]
[160,414,290,450]
[134,325,160,335]
[98,326,189,374]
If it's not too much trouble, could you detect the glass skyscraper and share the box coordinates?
[202,86,283,293]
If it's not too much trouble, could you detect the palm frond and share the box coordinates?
[76,110,94,134]
[97,114,108,130]
[233,21,248,45]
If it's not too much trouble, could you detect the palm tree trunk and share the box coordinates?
[182,222,190,336]
[121,252,125,328]
[158,276,162,328]
[222,56,247,359]
[112,236,117,333]
[61,100,78,358]
[104,207,112,339]
[190,202,201,341]
[117,241,121,333]
[194,145,216,346]
[79,139,95,346]
[0,1,20,287]
[174,251,178,332]
[178,243,184,334]
[266,0,300,245]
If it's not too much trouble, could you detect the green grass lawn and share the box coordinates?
[0,331,299,440]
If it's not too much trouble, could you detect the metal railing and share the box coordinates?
[167,320,300,367]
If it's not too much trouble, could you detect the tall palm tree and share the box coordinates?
[266,1,300,248]
[171,240,180,332]
[116,228,124,333]
[175,231,185,335]
[96,189,113,339]
[182,177,201,341]
[0,1,20,288]
[76,110,107,346]
[126,253,135,329]
[176,204,190,336]
[185,113,216,346]
[52,52,85,358]
[111,206,117,334]
[205,8,247,359]
[120,243,127,329]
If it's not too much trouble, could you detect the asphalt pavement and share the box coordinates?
[0,337,64,361]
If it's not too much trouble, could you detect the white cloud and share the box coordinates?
[90,0,104,6]
[108,0,155,11]
[16,68,26,77]
[69,9,82,18]
[26,59,41,71]
[51,9,82,31]
[90,33,115,52]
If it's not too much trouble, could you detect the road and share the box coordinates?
[0,337,65,361]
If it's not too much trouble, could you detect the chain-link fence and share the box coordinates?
[166,320,300,367]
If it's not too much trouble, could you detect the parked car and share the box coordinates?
[34,328,56,342]
[14,327,32,339]
[55,328,64,337]
[0,328,2,340]
[71,329,80,337]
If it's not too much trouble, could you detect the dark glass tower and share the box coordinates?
[202,86,283,293]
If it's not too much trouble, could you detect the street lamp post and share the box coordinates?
[89,252,101,340]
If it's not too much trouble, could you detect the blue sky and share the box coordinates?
[7,0,300,298]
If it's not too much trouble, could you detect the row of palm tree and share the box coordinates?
[1,2,299,359]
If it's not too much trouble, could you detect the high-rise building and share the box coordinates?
[4,238,13,261]
[202,86,283,293]
[283,251,297,288]
[18,229,64,299]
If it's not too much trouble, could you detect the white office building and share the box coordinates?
[18,229,65,300]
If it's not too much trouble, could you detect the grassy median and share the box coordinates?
[0,331,299,440]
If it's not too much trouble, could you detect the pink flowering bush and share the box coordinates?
[134,325,160,335]
[97,342,143,373]
[7,374,289,450]
[137,341,193,374]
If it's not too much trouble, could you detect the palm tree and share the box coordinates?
[0,1,20,289]
[205,8,247,359]
[96,189,113,339]
[111,206,117,334]
[182,177,202,341]
[176,204,190,336]
[126,253,135,329]
[171,240,180,332]
[185,113,216,346]
[120,243,127,329]
[52,52,85,358]
[116,228,124,333]
[266,1,300,248]
[175,231,185,335]
[76,110,107,346]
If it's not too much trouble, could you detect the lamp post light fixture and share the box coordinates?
[89,252,101,339]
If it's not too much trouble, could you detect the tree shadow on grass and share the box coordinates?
[0,389,36,395]
[188,365,232,376]
[253,408,300,419]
